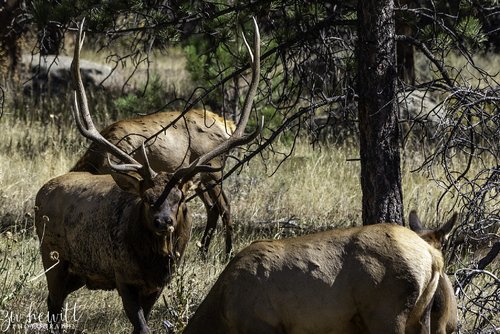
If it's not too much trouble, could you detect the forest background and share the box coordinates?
[0,1,498,333]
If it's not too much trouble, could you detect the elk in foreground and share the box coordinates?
[409,211,458,334]
[182,213,458,334]
[35,18,260,334]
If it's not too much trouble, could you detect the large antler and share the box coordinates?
[71,19,156,180]
[168,17,262,186]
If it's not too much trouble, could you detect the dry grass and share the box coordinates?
[415,50,500,87]
[0,113,470,333]
[78,46,192,96]
[1,48,498,333]
[0,117,86,224]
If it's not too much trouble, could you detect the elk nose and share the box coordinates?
[154,217,173,231]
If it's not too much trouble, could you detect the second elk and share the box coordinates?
[183,213,458,334]
[70,25,262,256]
[35,18,260,334]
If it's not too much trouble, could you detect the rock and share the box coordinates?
[20,54,123,97]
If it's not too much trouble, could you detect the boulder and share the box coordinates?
[20,54,123,97]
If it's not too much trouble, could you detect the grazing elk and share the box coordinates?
[35,18,260,334]
[409,211,458,334]
[70,26,262,257]
[182,213,458,334]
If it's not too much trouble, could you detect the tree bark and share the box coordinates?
[357,0,404,225]
[0,0,24,80]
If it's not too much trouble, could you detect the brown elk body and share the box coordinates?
[71,109,236,254]
[409,211,458,334]
[183,214,458,334]
[35,18,260,334]
[35,171,192,333]
[431,274,458,334]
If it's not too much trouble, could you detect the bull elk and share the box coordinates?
[71,110,236,255]
[70,22,262,257]
[35,18,260,334]
[182,212,458,334]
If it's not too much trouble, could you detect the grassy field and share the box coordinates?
[0,113,469,333]
[0,45,498,333]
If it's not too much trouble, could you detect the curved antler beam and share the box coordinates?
[169,17,262,183]
[71,19,157,182]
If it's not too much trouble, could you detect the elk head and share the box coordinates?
[35,17,262,334]
[110,164,193,236]
[409,210,458,249]
[71,17,261,241]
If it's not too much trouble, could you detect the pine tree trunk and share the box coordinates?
[357,0,404,225]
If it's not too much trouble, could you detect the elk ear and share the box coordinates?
[435,212,458,243]
[422,212,458,249]
[409,210,423,232]
[111,172,142,195]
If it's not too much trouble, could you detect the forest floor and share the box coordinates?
[0,115,466,333]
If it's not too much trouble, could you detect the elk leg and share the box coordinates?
[197,173,233,256]
[117,283,150,334]
[207,184,232,256]
[406,297,433,334]
[140,290,162,320]
[46,279,65,332]
[41,250,82,333]
[217,188,232,256]
[47,270,78,332]
[196,187,219,254]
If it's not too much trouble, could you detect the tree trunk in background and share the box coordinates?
[0,0,24,81]
[396,0,416,85]
[357,0,404,225]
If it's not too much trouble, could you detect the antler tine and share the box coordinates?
[168,17,262,184]
[234,16,260,138]
[107,154,143,172]
[155,160,224,208]
[106,143,157,178]
[71,19,152,177]
[140,142,158,179]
